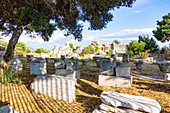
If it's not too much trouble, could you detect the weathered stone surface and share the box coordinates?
[0,50,6,62]
[100,58,111,72]
[100,91,161,113]
[116,66,131,77]
[98,75,132,87]
[134,61,143,70]
[30,60,47,75]
[92,104,140,113]
[116,61,122,66]
[96,60,100,67]
[100,69,114,76]
[30,75,76,103]
[0,106,17,113]
[26,54,34,58]
[156,54,164,62]
[157,62,170,72]
[55,62,66,69]
[164,73,170,81]
[45,58,51,63]
[10,58,23,72]
[54,58,62,63]
[31,57,46,63]
[81,59,89,66]
[93,56,102,61]
[122,53,129,63]
[55,69,76,78]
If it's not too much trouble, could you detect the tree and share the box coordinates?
[153,13,170,42]
[126,40,146,57]
[113,40,120,44]
[35,48,49,54]
[69,43,74,50]
[0,0,136,74]
[82,45,95,54]
[138,35,159,53]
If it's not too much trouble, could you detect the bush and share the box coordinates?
[140,52,149,59]
[82,45,95,54]
[0,67,23,84]
[14,50,25,57]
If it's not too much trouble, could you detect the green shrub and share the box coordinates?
[14,50,25,57]
[0,67,23,85]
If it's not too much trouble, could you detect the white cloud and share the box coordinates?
[133,10,142,13]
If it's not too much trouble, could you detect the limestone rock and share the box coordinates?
[100,91,161,113]
[116,66,131,77]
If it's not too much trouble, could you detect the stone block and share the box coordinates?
[30,75,76,103]
[100,91,161,113]
[30,62,47,75]
[156,54,164,62]
[93,56,102,61]
[96,60,100,67]
[45,58,51,63]
[55,62,66,69]
[100,58,111,72]
[116,66,131,77]
[10,58,23,72]
[116,61,122,66]
[81,59,89,66]
[122,53,129,63]
[164,73,170,81]
[0,106,17,113]
[0,51,5,62]
[157,62,170,72]
[98,75,132,87]
[54,58,62,63]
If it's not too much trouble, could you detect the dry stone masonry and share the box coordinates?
[93,91,161,113]
[156,54,164,62]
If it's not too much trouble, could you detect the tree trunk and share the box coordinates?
[0,24,24,75]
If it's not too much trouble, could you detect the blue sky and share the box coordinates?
[2,0,170,50]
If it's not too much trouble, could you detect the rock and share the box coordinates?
[93,56,102,61]
[116,61,122,66]
[116,66,131,77]
[80,59,89,66]
[134,61,143,70]
[10,58,23,72]
[45,58,51,63]
[156,54,164,62]
[93,103,139,113]
[100,91,161,113]
[164,73,170,81]
[98,75,132,87]
[122,53,129,63]
[157,62,170,72]
[96,60,100,67]
[71,56,77,60]
[100,69,114,76]
[100,58,111,72]
[0,106,17,113]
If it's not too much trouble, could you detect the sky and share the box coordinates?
[1,0,170,51]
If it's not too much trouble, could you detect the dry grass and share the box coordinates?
[0,61,170,113]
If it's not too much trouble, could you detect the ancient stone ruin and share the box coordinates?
[93,91,161,113]
[98,54,132,87]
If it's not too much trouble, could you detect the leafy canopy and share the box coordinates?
[138,35,159,53]
[113,40,120,44]
[126,40,146,57]
[0,0,136,41]
[153,13,170,42]
[35,48,49,54]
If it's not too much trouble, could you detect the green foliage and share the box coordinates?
[35,48,49,54]
[14,50,25,57]
[82,45,95,54]
[94,46,99,53]
[113,40,120,44]
[25,48,32,53]
[0,67,23,85]
[138,35,159,53]
[153,13,170,42]
[0,0,136,42]
[126,40,146,57]
[69,43,74,50]
[15,42,26,52]
[1,42,8,48]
